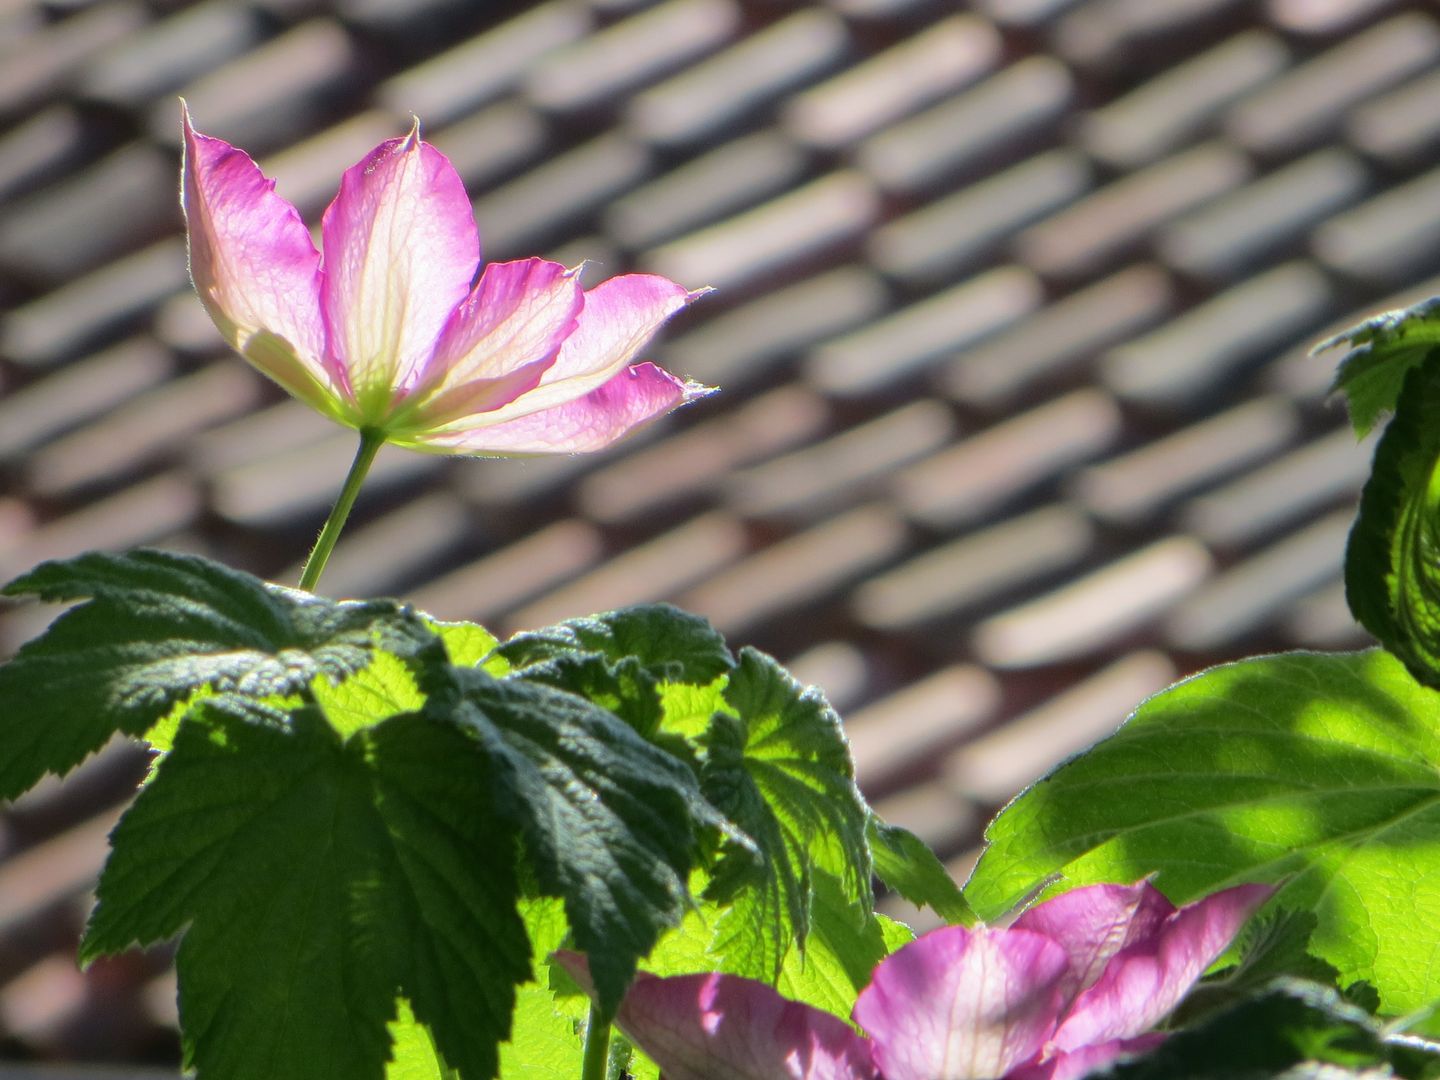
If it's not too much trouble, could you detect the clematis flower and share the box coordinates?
[180,105,712,456]
[557,879,1273,1080]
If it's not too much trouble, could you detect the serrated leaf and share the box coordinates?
[83,700,529,1080]
[516,652,664,739]
[868,816,976,926]
[0,548,436,800]
[439,667,716,1016]
[1346,356,1440,687]
[1109,980,1440,1079]
[701,649,872,981]
[497,603,734,684]
[1318,295,1440,437]
[966,649,1440,1019]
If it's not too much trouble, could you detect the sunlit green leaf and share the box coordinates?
[966,649,1440,1018]
[868,816,975,926]
[1319,294,1440,437]
[0,548,436,799]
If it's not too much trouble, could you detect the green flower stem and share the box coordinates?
[298,427,385,592]
[580,1004,611,1080]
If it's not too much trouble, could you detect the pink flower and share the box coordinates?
[557,880,1273,1080]
[180,105,713,455]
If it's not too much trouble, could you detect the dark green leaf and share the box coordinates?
[515,653,663,739]
[966,649,1440,1018]
[1318,295,1440,438]
[1109,980,1440,1079]
[868,816,976,926]
[0,548,436,799]
[439,667,715,1016]
[497,603,733,684]
[1345,356,1440,687]
[701,649,872,980]
[83,700,528,1080]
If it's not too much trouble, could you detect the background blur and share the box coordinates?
[1,0,1438,1068]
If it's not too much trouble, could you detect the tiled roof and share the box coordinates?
[2,0,1437,1067]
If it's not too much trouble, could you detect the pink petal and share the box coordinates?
[409,362,713,455]
[319,120,480,415]
[1013,882,1175,1003]
[1007,1034,1167,1080]
[853,926,1069,1080]
[1052,883,1274,1051]
[471,273,705,423]
[406,258,584,427]
[181,106,336,416]
[553,953,876,1080]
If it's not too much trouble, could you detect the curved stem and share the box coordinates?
[580,1004,611,1080]
[298,428,385,593]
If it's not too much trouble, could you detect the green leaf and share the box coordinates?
[427,618,499,668]
[517,653,664,739]
[1109,980,1440,1079]
[1318,295,1440,437]
[438,667,715,1016]
[82,700,529,1080]
[1345,356,1440,688]
[965,649,1440,1018]
[868,816,976,926]
[497,603,734,684]
[701,649,872,980]
[0,548,436,799]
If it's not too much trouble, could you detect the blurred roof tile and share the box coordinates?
[577,385,831,524]
[808,266,1041,397]
[1177,425,1372,548]
[1157,147,1370,282]
[376,1,591,127]
[1164,508,1351,651]
[846,664,1000,791]
[1081,31,1289,169]
[783,639,869,714]
[644,170,879,292]
[853,505,1096,630]
[0,144,174,284]
[1225,13,1440,157]
[946,651,1176,802]
[783,14,1002,150]
[896,389,1123,529]
[1072,396,1302,525]
[473,134,652,258]
[626,9,851,148]
[525,0,740,114]
[1345,69,1440,168]
[152,19,360,153]
[0,106,88,205]
[0,240,189,369]
[870,781,977,863]
[724,399,956,522]
[427,101,549,192]
[1313,164,1440,287]
[0,338,172,461]
[677,504,908,636]
[1054,0,1251,71]
[870,151,1092,286]
[509,510,749,630]
[660,265,889,389]
[1281,577,1373,650]
[0,804,119,938]
[1265,0,1404,36]
[857,57,1074,195]
[972,537,1212,667]
[23,364,263,499]
[259,111,406,216]
[974,0,1085,26]
[406,518,603,624]
[941,264,1172,408]
[604,132,809,250]
[76,0,264,109]
[1015,141,1252,280]
[0,1,146,121]
[1101,261,1334,409]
